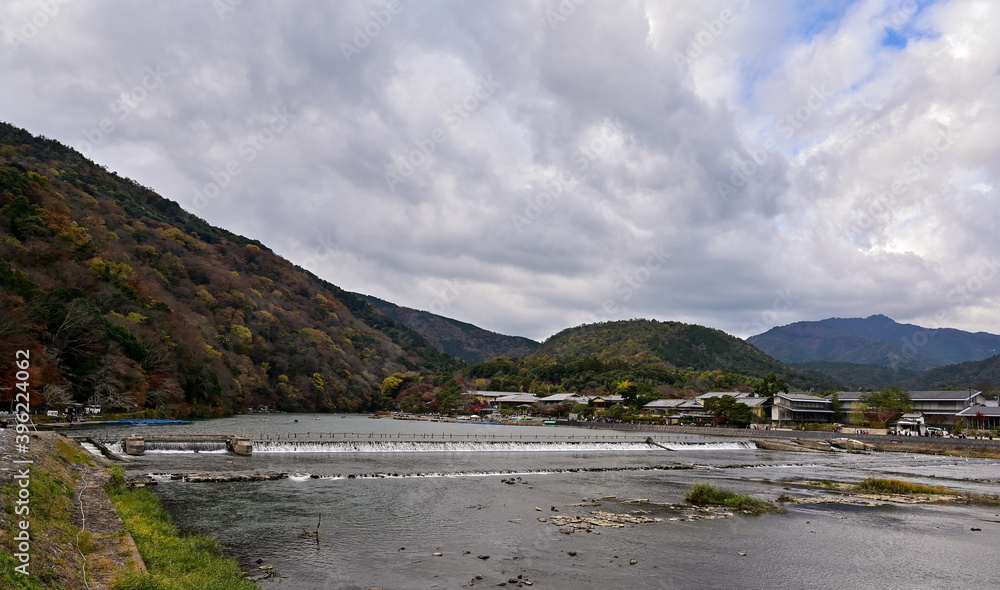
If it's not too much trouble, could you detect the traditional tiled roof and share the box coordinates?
[643,399,701,409]
[466,390,522,397]
[776,392,830,402]
[956,405,1000,417]
[493,394,541,404]
[536,393,584,403]
[697,391,752,400]
[835,390,981,401]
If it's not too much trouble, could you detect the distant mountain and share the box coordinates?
[0,122,456,416]
[790,361,921,391]
[359,295,540,365]
[534,319,834,389]
[748,315,1000,371]
[905,354,1000,392]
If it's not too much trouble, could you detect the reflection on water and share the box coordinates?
[76,415,1000,589]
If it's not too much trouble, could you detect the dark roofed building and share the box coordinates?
[772,392,833,426]
[955,405,1000,431]
[837,390,985,426]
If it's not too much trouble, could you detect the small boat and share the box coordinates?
[100,418,192,426]
[368,414,381,419]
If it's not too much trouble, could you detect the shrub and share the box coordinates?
[685,483,785,515]
[853,478,957,495]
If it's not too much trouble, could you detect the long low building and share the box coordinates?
[771,392,834,426]
[836,390,986,427]
[955,405,1000,430]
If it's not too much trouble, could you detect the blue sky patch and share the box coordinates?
[788,0,860,42]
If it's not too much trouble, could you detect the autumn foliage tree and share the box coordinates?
[859,387,912,426]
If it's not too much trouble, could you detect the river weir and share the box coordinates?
[69,414,1000,589]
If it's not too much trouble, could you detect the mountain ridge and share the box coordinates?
[358,294,540,365]
[0,121,456,416]
[748,314,1000,371]
[532,319,836,390]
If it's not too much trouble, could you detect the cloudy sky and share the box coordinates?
[3,0,999,342]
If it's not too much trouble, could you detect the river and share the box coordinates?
[70,415,1000,589]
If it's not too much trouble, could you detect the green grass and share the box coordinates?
[0,552,50,590]
[104,465,258,590]
[852,478,958,495]
[0,441,86,588]
[685,483,785,515]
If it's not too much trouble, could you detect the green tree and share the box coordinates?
[617,383,640,407]
[859,387,911,426]
[605,403,627,419]
[703,395,753,427]
[752,372,789,397]
[829,392,843,422]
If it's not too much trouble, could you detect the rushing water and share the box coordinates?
[71,415,1000,589]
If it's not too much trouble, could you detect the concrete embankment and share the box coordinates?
[560,421,1000,457]
[0,429,146,588]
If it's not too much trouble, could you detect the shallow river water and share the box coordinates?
[71,415,1000,589]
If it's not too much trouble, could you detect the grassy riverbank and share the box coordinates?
[1,431,257,589]
[104,465,259,590]
[1,433,109,589]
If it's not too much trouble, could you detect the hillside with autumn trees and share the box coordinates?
[0,122,847,420]
[361,294,540,365]
[0,122,459,417]
[528,319,836,391]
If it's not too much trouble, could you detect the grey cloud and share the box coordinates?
[2,0,998,342]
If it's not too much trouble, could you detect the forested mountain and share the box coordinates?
[905,354,1000,394]
[529,319,834,391]
[790,360,921,391]
[360,294,539,364]
[0,122,456,416]
[748,315,1000,370]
